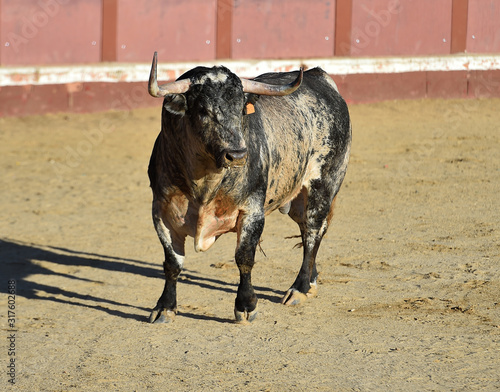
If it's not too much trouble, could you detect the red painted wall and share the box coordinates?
[231,0,336,59]
[1,0,500,66]
[115,0,217,62]
[466,0,500,53]
[1,0,102,66]
[350,0,452,56]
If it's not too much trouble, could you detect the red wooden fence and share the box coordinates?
[0,0,499,116]
[1,0,499,66]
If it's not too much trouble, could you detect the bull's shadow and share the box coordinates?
[0,238,282,323]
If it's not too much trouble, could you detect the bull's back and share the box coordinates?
[250,68,351,213]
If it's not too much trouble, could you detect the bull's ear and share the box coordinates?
[244,93,260,106]
[163,94,187,116]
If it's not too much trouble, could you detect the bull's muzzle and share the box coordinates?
[223,148,248,168]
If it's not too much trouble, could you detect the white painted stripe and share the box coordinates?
[1,54,499,87]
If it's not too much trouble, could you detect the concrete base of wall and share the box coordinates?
[1,55,500,117]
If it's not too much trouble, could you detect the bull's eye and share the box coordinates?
[199,107,216,122]
[199,107,209,117]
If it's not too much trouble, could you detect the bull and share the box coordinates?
[146,52,351,323]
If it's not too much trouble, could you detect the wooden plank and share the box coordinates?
[0,0,3,65]
[451,0,468,53]
[116,0,217,62]
[216,0,233,59]
[335,0,352,56]
[466,0,500,53]
[1,0,102,65]
[232,0,335,59]
[101,0,118,62]
[350,0,452,56]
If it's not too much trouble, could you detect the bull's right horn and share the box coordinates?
[241,68,303,96]
[148,52,191,97]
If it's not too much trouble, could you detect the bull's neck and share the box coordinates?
[159,121,226,202]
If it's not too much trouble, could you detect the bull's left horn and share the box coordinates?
[148,52,191,97]
[241,68,303,96]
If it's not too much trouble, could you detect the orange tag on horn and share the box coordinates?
[246,103,255,114]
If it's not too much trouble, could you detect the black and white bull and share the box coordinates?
[146,52,351,323]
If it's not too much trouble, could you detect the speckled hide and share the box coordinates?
[147,65,351,323]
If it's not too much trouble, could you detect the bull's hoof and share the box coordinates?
[234,307,258,324]
[149,308,176,324]
[281,283,318,306]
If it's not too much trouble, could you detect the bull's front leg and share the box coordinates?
[234,211,265,323]
[149,201,186,324]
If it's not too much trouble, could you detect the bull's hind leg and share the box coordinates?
[234,211,265,323]
[282,186,336,306]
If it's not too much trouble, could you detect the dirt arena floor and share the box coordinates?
[1,97,499,391]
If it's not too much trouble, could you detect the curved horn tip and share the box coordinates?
[295,68,304,86]
[150,51,158,70]
[281,68,303,95]
[148,51,160,98]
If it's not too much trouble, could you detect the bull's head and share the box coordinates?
[148,52,302,169]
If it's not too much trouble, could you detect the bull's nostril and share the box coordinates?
[226,149,247,162]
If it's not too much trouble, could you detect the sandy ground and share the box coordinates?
[1,97,499,391]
